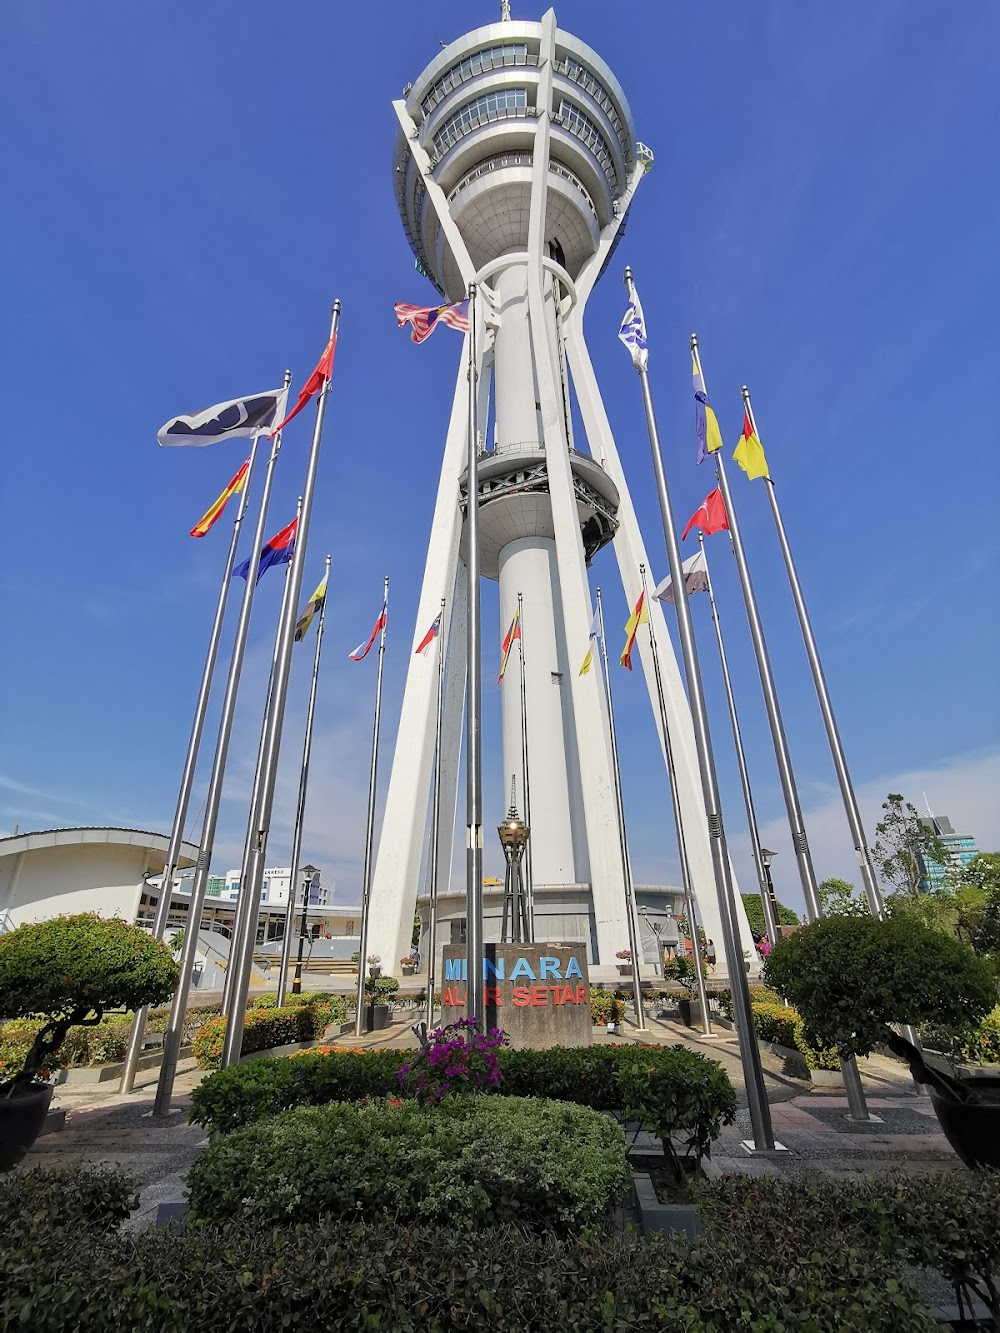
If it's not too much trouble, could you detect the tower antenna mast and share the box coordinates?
[500,1,511,21]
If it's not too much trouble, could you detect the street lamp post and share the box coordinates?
[498,780,530,944]
[760,849,780,939]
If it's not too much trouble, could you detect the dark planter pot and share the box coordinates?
[930,1077,1000,1171]
[368,967,382,979]
[678,997,706,1028]
[0,1083,54,1172]
[365,1004,391,1033]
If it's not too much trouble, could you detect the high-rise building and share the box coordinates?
[918,814,979,893]
[223,866,330,908]
[366,8,758,974]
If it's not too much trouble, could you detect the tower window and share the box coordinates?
[433,88,529,157]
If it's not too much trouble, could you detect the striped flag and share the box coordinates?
[415,614,441,655]
[233,518,297,585]
[620,591,648,670]
[294,573,328,642]
[189,458,249,538]
[497,608,521,684]
[578,608,601,675]
[349,596,387,661]
[394,300,470,344]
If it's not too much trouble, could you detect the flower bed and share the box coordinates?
[192,1000,336,1071]
[186,1095,631,1230]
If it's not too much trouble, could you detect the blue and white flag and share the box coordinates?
[157,387,288,447]
[617,287,648,371]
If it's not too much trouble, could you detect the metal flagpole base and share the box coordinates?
[741,1140,789,1156]
[844,1113,884,1124]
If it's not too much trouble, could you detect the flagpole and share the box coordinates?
[220,301,341,1071]
[742,386,886,919]
[623,267,774,1151]
[465,282,485,1038]
[693,338,869,1121]
[425,596,447,1030]
[697,533,779,945]
[354,575,390,1038]
[151,371,293,1116]
[224,495,303,1021]
[277,554,332,1004]
[120,436,262,1094]
[516,590,534,941]
[637,566,711,1037]
[595,588,646,1031]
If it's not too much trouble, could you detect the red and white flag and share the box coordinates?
[415,614,442,655]
[349,597,387,661]
[681,488,729,540]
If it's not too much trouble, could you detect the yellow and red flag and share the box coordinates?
[189,458,249,538]
[732,408,769,480]
[620,591,648,670]
[497,608,521,683]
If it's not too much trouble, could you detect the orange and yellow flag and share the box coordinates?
[190,458,250,538]
[498,608,521,683]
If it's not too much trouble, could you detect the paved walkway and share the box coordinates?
[20,1012,962,1226]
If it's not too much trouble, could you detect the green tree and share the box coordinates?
[817,878,868,917]
[740,894,798,942]
[873,793,950,897]
[0,914,179,1095]
[955,853,1000,960]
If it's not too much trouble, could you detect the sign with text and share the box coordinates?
[441,944,592,1049]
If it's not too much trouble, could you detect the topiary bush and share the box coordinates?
[192,1002,335,1071]
[186,1095,631,1231]
[0,914,179,1096]
[662,956,697,991]
[615,1046,737,1176]
[764,914,997,1101]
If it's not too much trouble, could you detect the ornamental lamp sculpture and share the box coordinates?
[498,776,531,944]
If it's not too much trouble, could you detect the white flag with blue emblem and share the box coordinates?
[618,285,648,370]
[157,386,288,447]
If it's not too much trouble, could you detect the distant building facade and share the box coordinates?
[918,814,979,892]
[222,865,330,908]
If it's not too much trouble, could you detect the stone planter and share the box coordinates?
[617,964,631,976]
[401,965,414,977]
[0,1083,54,1172]
[809,1067,844,1088]
[631,1172,701,1240]
[368,966,382,979]
[677,997,708,1029]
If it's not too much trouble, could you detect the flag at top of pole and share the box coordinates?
[693,349,724,465]
[732,406,770,480]
[497,607,521,684]
[415,613,441,655]
[620,590,648,670]
[395,300,470,344]
[349,595,388,661]
[617,284,648,370]
[158,387,288,447]
[190,458,250,537]
[294,572,328,642]
[578,607,601,675]
[233,517,298,584]
[682,488,729,541]
[268,336,336,438]
[653,549,709,603]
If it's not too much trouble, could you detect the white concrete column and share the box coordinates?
[492,262,540,450]
[498,537,586,886]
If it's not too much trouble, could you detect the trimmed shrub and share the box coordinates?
[0,1168,938,1331]
[187,1095,631,1230]
[764,914,997,1060]
[192,1002,335,1071]
[0,1165,137,1239]
[363,975,399,1006]
[615,1046,737,1173]
[750,1000,799,1049]
[715,984,782,1020]
[0,914,178,1092]
[589,988,625,1025]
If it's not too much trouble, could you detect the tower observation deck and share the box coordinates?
[368,10,758,976]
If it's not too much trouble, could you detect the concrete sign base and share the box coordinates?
[441,944,592,1049]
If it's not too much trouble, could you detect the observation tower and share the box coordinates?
[368,8,758,973]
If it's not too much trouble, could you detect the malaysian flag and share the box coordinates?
[394,299,470,344]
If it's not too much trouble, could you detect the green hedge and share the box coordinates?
[922,1002,1000,1066]
[0,1005,221,1076]
[187,1095,631,1230]
[716,988,840,1071]
[192,1002,335,1071]
[189,1042,736,1170]
[0,1167,942,1331]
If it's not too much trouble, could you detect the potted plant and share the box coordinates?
[350,951,360,973]
[366,954,382,980]
[399,955,416,977]
[765,915,1000,1168]
[364,975,399,1032]
[663,957,701,1027]
[615,949,632,977]
[0,913,178,1171]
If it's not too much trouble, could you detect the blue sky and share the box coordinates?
[2,2,998,915]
